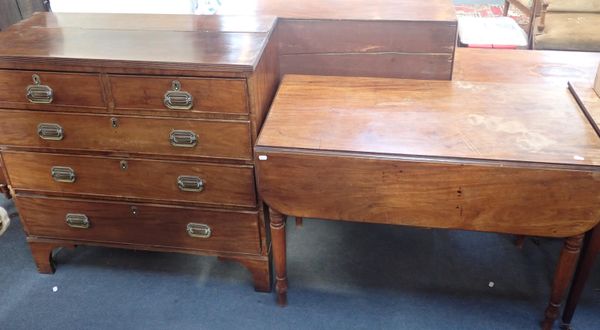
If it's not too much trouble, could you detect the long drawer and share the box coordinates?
[16,196,262,254]
[0,110,252,160]
[0,70,106,110]
[3,152,256,208]
[109,75,249,114]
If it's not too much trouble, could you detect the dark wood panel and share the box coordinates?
[255,150,600,238]
[17,196,262,254]
[3,152,257,208]
[0,70,106,110]
[109,75,248,115]
[0,19,273,73]
[280,53,453,79]
[248,33,279,141]
[0,111,252,160]
[278,20,456,55]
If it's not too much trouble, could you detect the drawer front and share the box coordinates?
[110,75,249,114]
[16,196,261,254]
[0,70,106,109]
[3,152,256,208]
[0,110,252,160]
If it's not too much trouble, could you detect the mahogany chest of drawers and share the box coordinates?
[0,13,279,291]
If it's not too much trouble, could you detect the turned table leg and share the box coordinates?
[561,225,600,329]
[270,208,288,306]
[542,234,584,330]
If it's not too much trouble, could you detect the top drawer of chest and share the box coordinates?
[0,70,249,115]
[0,70,106,110]
[108,75,248,115]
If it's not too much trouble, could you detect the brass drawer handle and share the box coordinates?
[65,213,90,229]
[170,130,197,148]
[51,166,76,183]
[164,80,193,110]
[26,74,53,104]
[37,123,64,141]
[177,175,204,192]
[187,223,211,238]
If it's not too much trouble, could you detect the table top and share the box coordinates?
[257,75,600,169]
[0,13,277,72]
[216,0,456,22]
[454,48,600,86]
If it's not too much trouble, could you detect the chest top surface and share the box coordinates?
[0,13,277,72]
[216,0,457,22]
[257,75,600,168]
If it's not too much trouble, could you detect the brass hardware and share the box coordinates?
[164,80,193,110]
[51,166,76,183]
[37,123,64,141]
[177,175,204,192]
[120,160,128,171]
[130,206,138,215]
[111,117,119,128]
[65,213,90,229]
[186,223,211,238]
[26,74,53,104]
[170,130,197,148]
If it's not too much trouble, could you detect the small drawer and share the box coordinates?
[109,75,248,114]
[0,110,252,160]
[16,196,262,254]
[0,70,106,110]
[3,152,256,208]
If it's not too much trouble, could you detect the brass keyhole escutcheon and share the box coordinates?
[120,160,128,170]
[111,117,119,128]
[131,206,138,215]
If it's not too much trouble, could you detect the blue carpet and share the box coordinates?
[1,195,599,329]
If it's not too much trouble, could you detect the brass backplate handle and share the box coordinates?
[26,74,53,104]
[51,166,76,183]
[170,130,198,147]
[164,80,193,110]
[187,223,211,238]
[37,123,64,141]
[65,213,90,229]
[177,175,204,192]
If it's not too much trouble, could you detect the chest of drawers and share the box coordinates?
[0,13,279,292]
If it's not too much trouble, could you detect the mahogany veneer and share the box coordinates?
[0,13,280,291]
[217,0,458,79]
[255,75,600,329]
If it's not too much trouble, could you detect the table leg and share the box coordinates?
[561,225,600,329]
[270,208,288,306]
[542,234,584,330]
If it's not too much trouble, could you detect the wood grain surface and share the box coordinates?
[454,48,600,86]
[16,195,262,254]
[257,75,600,167]
[3,151,257,208]
[0,13,275,73]
[0,110,252,160]
[255,150,600,237]
[109,75,248,114]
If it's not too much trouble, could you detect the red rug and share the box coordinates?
[455,4,529,26]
